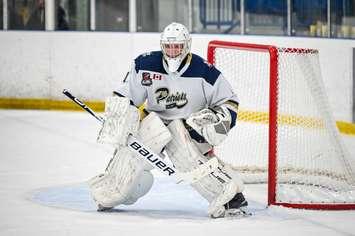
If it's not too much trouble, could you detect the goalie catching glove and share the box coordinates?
[186,106,232,146]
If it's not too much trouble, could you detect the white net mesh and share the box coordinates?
[211,42,355,206]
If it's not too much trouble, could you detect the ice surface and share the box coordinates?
[1,110,355,236]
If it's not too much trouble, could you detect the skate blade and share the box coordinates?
[97,204,114,212]
[210,207,252,219]
[225,207,252,218]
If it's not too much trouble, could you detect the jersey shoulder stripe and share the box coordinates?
[134,51,167,74]
[181,53,221,86]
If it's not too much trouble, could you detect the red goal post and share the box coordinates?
[207,40,355,210]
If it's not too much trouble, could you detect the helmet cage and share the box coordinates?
[160,22,191,73]
[161,37,190,59]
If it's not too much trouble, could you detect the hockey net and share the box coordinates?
[208,40,355,209]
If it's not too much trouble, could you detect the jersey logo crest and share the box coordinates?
[155,87,188,109]
[141,72,163,86]
[141,72,153,86]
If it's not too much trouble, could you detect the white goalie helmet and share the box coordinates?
[160,22,191,73]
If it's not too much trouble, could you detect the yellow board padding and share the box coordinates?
[0,97,355,135]
[0,97,104,111]
[238,110,324,128]
[238,109,355,135]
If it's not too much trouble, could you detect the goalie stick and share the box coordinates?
[62,89,219,184]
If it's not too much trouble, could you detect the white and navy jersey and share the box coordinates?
[116,51,239,127]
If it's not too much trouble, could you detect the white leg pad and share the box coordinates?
[119,169,154,205]
[89,147,150,208]
[165,120,244,209]
[89,112,171,208]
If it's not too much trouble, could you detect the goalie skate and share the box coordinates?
[210,192,251,218]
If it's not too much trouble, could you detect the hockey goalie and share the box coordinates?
[89,22,248,218]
